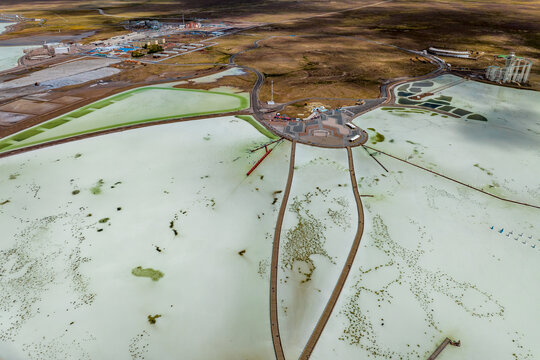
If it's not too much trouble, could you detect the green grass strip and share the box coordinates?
[111,92,133,101]
[12,128,44,142]
[235,115,278,139]
[69,109,94,118]
[89,100,113,110]
[41,119,70,129]
[0,87,251,153]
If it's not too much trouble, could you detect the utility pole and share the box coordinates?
[182,13,185,26]
[271,80,274,103]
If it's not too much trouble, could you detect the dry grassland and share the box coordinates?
[236,35,435,102]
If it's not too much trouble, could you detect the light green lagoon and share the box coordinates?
[0,87,249,153]
[0,23,38,72]
[356,74,540,203]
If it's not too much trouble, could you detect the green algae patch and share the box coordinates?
[467,113,487,121]
[132,266,164,281]
[147,314,162,324]
[367,129,385,144]
[90,179,104,194]
[235,115,278,139]
[371,133,385,144]
[474,163,493,176]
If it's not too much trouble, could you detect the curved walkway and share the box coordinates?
[270,140,296,360]
[299,146,365,359]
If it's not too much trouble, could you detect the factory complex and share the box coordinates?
[19,19,236,65]
[486,52,533,85]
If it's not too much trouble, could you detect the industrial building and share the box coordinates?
[428,47,471,59]
[486,52,532,84]
[131,38,166,48]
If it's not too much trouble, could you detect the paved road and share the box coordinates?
[226,39,266,116]
[299,146,365,359]
[270,140,297,360]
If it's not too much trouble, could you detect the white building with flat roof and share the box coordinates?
[54,47,69,55]
[428,47,470,59]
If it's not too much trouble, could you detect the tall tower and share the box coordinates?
[503,52,516,83]
[505,52,515,67]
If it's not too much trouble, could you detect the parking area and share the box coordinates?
[265,108,368,147]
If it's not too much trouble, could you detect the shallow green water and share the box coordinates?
[0,87,250,153]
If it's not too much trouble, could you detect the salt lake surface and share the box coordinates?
[0,87,249,153]
[308,76,540,359]
[278,145,357,359]
[0,23,37,72]
[0,69,538,359]
[0,115,289,359]
[354,75,540,204]
[311,146,539,359]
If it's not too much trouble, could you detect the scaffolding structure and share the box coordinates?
[486,52,532,84]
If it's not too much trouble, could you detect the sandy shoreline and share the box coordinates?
[0,21,16,36]
[0,31,96,46]
[0,21,96,45]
